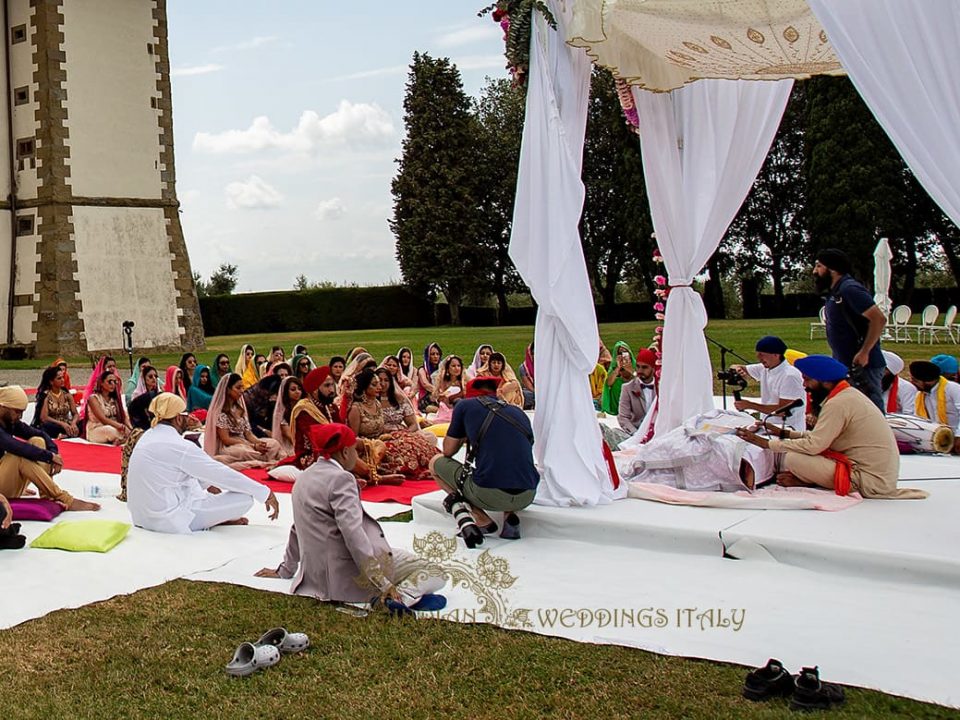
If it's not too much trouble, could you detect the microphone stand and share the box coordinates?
[705,334,751,410]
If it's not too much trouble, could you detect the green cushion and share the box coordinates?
[30,520,131,553]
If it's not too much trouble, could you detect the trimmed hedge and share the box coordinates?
[200,286,434,336]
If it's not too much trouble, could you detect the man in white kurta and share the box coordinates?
[127,393,279,533]
[880,350,913,414]
[732,335,806,434]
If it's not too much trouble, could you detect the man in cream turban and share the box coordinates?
[0,385,99,511]
[127,392,279,533]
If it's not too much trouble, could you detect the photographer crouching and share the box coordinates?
[730,336,807,434]
[429,376,539,547]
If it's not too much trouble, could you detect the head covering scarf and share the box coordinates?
[131,365,157,401]
[308,422,357,460]
[345,347,368,366]
[164,366,186,398]
[396,347,416,382]
[601,341,635,414]
[795,355,849,383]
[203,374,245,457]
[290,343,308,358]
[235,344,259,390]
[478,352,523,407]
[148,392,187,428]
[80,356,119,422]
[465,344,494,381]
[271,376,302,455]
[210,353,231,387]
[50,358,72,392]
[303,366,332,395]
[124,357,151,404]
[421,343,442,378]
[187,365,215,412]
[0,385,29,410]
[291,353,314,379]
[522,344,536,383]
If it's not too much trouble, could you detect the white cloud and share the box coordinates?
[171,63,224,77]
[212,35,278,54]
[435,25,501,48]
[453,54,507,71]
[315,197,346,221]
[225,175,283,209]
[326,65,408,82]
[193,101,396,155]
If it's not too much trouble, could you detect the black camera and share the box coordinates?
[847,364,869,394]
[716,369,748,390]
[122,320,135,329]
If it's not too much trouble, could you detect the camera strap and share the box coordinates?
[465,396,534,465]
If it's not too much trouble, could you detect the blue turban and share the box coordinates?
[930,354,959,376]
[755,335,788,355]
[794,355,848,383]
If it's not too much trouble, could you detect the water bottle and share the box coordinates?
[83,484,102,498]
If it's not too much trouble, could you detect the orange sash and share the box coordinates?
[822,380,852,496]
[886,375,899,414]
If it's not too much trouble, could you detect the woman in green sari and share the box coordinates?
[600,341,635,414]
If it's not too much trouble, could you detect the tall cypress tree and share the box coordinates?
[390,53,484,325]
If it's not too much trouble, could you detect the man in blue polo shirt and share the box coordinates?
[429,376,539,544]
[813,248,887,412]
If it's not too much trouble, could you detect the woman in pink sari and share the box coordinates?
[164,366,187,399]
[203,374,283,470]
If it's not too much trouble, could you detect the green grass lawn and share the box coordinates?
[2,581,955,719]
[5,317,956,392]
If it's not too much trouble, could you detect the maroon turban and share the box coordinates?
[465,376,503,399]
[636,348,658,368]
[308,422,357,459]
[303,366,332,394]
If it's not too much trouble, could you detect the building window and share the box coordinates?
[13,86,29,106]
[11,25,27,44]
[150,96,157,109]
[146,42,154,55]
[16,215,34,236]
[16,137,35,171]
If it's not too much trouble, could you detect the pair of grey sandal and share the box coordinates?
[225,627,310,677]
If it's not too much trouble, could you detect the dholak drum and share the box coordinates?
[886,413,955,454]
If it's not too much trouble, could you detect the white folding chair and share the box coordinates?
[929,304,958,344]
[915,304,941,344]
[809,306,826,339]
[890,305,912,342]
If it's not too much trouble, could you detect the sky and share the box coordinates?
[167,1,508,293]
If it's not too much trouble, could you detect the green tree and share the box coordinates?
[390,53,486,325]
[192,272,209,299]
[473,77,527,323]
[207,263,238,296]
[580,68,655,311]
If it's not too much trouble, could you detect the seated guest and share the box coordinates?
[187,365,216,412]
[84,370,131,445]
[429,377,539,544]
[598,340,613,370]
[416,343,442,413]
[329,356,346,385]
[881,351,912,414]
[397,347,417,400]
[337,352,377,422]
[204,374,284,469]
[254,353,268,375]
[618,348,659,436]
[79,355,120,421]
[245,375,283,437]
[464,344,493,381]
[124,356,152,404]
[931,354,959,383]
[235,344,259,390]
[432,355,465,422]
[0,386,99,511]
[345,346,368,366]
[127,365,161,431]
[736,355,928,498]
[268,362,292,379]
[518,342,536,410]
[32,366,80,438]
[907,360,960,453]
[291,343,308,358]
[163,365,187,399]
[179,353,198,394]
[289,366,337,469]
[291,354,314,382]
[128,393,279,533]
[380,355,413,397]
[478,352,523,408]
[731,335,806,434]
[50,358,74,396]
[260,346,286,376]
[348,369,437,482]
[272,376,304,457]
[601,341,635,415]
[376,368,419,433]
[211,353,232,387]
[255,423,444,607]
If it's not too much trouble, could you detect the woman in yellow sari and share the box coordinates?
[234,343,259,390]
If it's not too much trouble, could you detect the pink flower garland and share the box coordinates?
[641,244,667,443]
[614,78,640,134]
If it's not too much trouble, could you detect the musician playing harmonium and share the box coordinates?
[736,355,927,500]
[905,360,960,454]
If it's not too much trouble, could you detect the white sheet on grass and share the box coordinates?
[510,0,612,506]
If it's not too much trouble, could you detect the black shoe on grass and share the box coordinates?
[790,666,845,711]
[743,658,794,701]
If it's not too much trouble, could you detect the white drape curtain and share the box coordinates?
[632,79,794,433]
[808,0,960,229]
[509,0,613,506]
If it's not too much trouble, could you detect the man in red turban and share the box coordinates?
[617,347,658,436]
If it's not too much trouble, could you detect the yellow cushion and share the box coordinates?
[424,422,450,438]
[30,520,131,553]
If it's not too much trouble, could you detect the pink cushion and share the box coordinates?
[9,498,64,522]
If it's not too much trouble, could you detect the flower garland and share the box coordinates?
[641,243,667,443]
[479,1,556,87]
[614,78,640,134]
